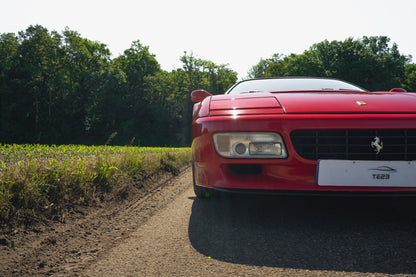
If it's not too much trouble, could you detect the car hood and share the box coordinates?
[275,91,416,114]
[209,91,416,115]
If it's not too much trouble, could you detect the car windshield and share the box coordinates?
[226,78,366,94]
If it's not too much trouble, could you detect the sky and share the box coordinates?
[2,0,416,79]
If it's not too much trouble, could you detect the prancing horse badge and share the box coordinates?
[371,136,383,154]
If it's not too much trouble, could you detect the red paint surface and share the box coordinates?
[191,89,416,193]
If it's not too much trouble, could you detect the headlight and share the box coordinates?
[212,132,287,158]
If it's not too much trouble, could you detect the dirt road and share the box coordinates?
[87,169,416,276]
[2,167,416,276]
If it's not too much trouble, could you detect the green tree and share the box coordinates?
[6,25,63,143]
[0,33,20,141]
[249,36,411,91]
[179,52,237,145]
[0,25,113,144]
[60,28,111,144]
[3,25,415,147]
[142,53,237,146]
[1,26,239,146]
[248,56,277,78]
[88,41,161,145]
[402,64,416,92]
[143,70,188,145]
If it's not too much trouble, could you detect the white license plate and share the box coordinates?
[317,160,416,187]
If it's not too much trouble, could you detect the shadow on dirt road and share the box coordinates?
[188,194,416,274]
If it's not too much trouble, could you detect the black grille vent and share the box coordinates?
[290,129,416,161]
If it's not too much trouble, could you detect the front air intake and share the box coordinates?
[290,129,416,161]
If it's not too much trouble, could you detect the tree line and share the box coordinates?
[248,36,415,92]
[1,25,415,146]
[0,25,237,146]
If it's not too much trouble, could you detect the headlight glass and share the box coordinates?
[212,132,287,158]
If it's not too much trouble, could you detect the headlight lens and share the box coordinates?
[212,132,287,158]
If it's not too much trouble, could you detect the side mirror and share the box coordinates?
[191,89,211,102]
[390,88,407,93]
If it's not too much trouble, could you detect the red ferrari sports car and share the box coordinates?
[191,77,416,198]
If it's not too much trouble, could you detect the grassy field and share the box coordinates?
[0,144,191,224]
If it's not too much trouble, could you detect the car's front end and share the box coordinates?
[191,78,416,197]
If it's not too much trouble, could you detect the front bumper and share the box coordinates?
[192,113,416,193]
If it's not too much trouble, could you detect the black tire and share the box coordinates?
[192,163,213,199]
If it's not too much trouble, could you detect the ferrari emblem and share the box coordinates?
[371,136,383,154]
[356,101,367,106]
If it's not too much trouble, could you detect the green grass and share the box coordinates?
[0,144,191,223]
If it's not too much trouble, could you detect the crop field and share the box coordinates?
[0,144,191,223]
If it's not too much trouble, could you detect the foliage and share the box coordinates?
[402,64,416,92]
[0,26,237,146]
[143,52,237,145]
[248,36,413,91]
[0,144,191,222]
[1,26,415,147]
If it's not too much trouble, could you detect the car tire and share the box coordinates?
[192,163,213,199]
